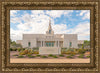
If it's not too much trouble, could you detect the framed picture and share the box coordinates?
[0,0,100,73]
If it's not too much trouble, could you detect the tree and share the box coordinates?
[10,39,17,48]
[83,40,90,48]
[12,41,16,46]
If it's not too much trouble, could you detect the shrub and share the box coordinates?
[61,51,66,54]
[41,56,47,58]
[61,48,68,54]
[36,55,41,57]
[27,52,33,55]
[52,55,58,58]
[78,49,85,54]
[23,48,26,50]
[29,49,34,53]
[66,55,72,58]
[13,48,17,51]
[17,48,21,52]
[86,55,90,58]
[17,55,24,58]
[78,54,84,58]
[10,48,13,51]
[48,54,53,57]
[59,54,64,57]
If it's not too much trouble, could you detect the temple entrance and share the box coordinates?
[45,41,54,47]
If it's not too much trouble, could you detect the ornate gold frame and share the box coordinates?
[0,0,99,72]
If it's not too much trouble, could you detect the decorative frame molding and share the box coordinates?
[0,0,99,72]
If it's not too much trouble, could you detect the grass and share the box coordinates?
[28,55,35,58]
[17,55,24,58]
[26,54,35,58]
[59,54,64,57]
[41,56,47,58]
[52,55,58,58]
[36,54,41,57]
[70,54,74,56]
[78,54,84,58]
[13,54,18,56]
[66,55,72,58]
[86,55,90,58]
[48,54,53,57]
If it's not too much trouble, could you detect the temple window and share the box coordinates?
[46,42,54,47]
[69,42,72,47]
[28,42,31,47]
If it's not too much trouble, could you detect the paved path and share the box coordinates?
[10,58,90,63]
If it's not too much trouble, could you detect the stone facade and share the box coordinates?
[22,34,78,48]
[39,47,61,54]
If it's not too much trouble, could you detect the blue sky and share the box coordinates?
[10,10,90,41]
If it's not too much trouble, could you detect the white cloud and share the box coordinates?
[10,17,22,23]
[79,10,90,20]
[67,22,90,40]
[82,11,90,20]
[31,10,44,15]
[46,10,73,18]
[52,24,67,34]
[10,10,19,17]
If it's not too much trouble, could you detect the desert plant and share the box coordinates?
[41,56,47,58]
[61,51,66,54]
[77,49,85,54]
[59,54,64,57]
[27,49,33,53]
[17,55,24,58]
[33,51,39,54]
[19,50,28,55]
[27,52,33,55]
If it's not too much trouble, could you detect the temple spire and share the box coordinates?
[46,18,54,34]
[48,18,52,30]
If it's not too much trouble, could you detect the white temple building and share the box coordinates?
[16,19,78,54]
